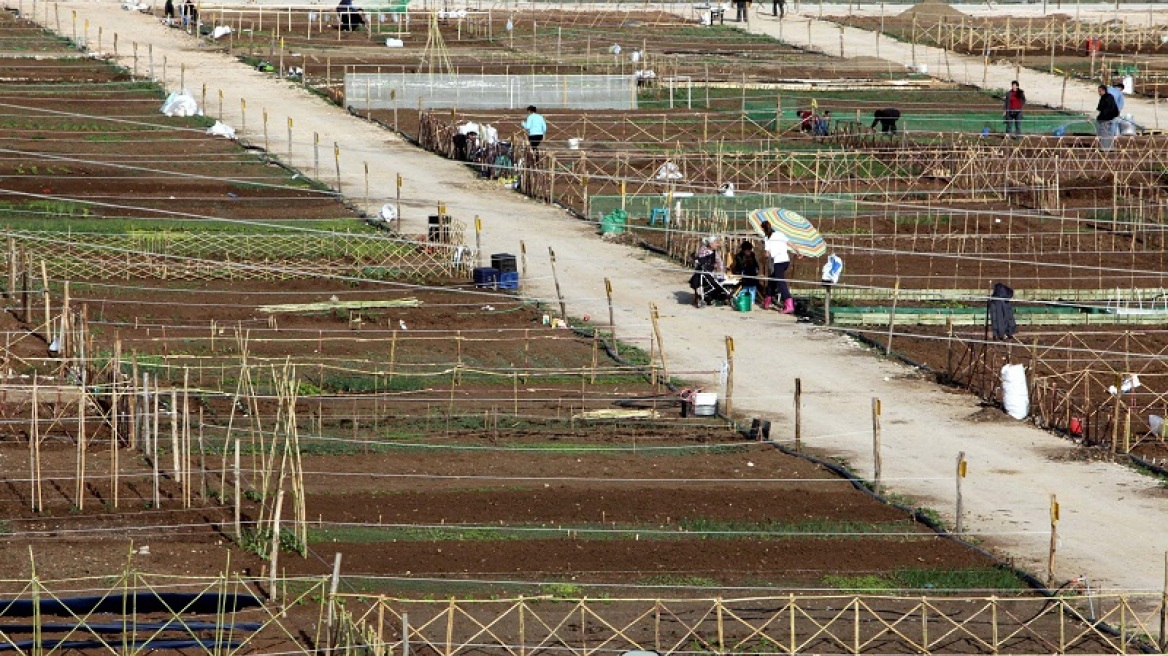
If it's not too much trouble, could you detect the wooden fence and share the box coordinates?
[332,592,1164,655]
[0,229,471,282]
[942,329,1168,453]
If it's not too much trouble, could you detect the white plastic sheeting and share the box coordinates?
[205,121,236,139]
[160,89,200,117]
[1001,364,1029,420]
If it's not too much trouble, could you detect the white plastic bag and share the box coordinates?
[1000,363,1029,420]
[160,89,200,117]
[205,120,236,139]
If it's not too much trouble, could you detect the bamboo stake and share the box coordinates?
[1048,493,1059,586]
[30,374,40,511]
[794,377,803,450]
[649,303,668,388]
[234,438,242,539]
[75,382,86,509]
[724,336,734,415]
[872,397,882,493]
[269,489,285,602]
[955,451,967,534]
[604,278,617,355]
[548,247,567,319]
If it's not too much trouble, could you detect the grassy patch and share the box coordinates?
[824,568,1025,593]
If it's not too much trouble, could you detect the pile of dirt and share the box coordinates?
[898,0,967,23]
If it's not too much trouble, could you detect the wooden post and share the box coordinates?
[548,247,566,320]
[1160,552,1168,652]
[1048,493,1059,586]
[955,452,967,534]
[6,238,14,299]
[396,174,403,232]
[871,397,882,493]
[604,278,617,355]
[724,336,734,416]
[885,277,900,356]
[649,303,669,388]
[794,377,803,450]
[475,216,483,268]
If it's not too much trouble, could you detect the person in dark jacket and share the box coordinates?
[1096,84,1119,151]
[870,107,901,135]
[988,282,1016,340]
[730,241,760,305]
[689,235,726,308]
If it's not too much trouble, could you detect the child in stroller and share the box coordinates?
[688,235,731,307]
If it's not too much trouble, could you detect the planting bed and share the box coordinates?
[0,6,1159,654]
[827,2,1168,97]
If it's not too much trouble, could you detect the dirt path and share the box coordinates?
[26,0,1168,596]
[748,4,1163,126]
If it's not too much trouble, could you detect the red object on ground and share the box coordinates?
[1069,417,1083,436]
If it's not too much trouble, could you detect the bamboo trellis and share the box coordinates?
[0,230,471,282]
[0,567,329,656]
[904,16,1168,56]
[942,329,1168,453]
[332,592,1162,656]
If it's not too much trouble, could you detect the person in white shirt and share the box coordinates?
[761,220,797,313]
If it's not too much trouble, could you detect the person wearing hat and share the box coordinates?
[689,235,726,308]
[761,221,797,313]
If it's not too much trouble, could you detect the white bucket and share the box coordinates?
[568,138,582,150]
[693,392,718,416]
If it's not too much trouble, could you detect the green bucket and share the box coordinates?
[733,293,752,312]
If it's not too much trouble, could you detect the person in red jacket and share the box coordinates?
[1003,80,1025,138]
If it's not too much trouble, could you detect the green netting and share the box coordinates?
[589,193,858,230]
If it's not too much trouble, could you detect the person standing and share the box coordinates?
[1109,83,1126,136]
[870,107,900,135]
[521,105,546,159]
[1095,84,1119,152]
[761,221,796,314]
[772,0,785,18]
[1003,80,1025,138]
[730,241,760,305]
[734,0,749,22]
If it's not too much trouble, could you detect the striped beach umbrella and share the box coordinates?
[746,208,827,258]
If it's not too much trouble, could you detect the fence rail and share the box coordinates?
[333,592,1163,655]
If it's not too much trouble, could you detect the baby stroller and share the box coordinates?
[689,270,732,307]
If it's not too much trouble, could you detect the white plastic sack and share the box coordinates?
[377,203,397,222]
[160,89,200,117]
[567,138,582,150]
[654,162,682,181]
[458,121,480,135]
[1000,363,1029,420]
[211,25,232,39]
[385,37,404,47]
[205,120,236,139]
[1150,415,1165,437]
